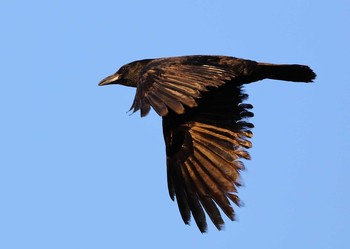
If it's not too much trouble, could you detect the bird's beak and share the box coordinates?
[98,74,122,86]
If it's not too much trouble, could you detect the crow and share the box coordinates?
[99,55,316,232]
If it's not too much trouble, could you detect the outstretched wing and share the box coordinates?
[162,82,254,232]
[130,56,256,117]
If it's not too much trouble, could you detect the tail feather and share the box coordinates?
[257,63,316,83]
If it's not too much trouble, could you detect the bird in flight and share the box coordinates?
[99,55,316,232]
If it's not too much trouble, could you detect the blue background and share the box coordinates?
[1,1,349,248]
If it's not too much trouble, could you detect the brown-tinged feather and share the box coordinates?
[188,154,234,221]
[181,161,207,232]
[147,92,169,116]
[160,80,202,98]
[149,84,186,114]
[153,82,197,108]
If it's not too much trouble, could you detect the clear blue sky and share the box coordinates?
[1,1,349,248]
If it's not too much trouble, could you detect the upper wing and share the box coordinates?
[129,56,253,117]
[162,82,254,232]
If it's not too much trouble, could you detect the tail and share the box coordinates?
[256,63,316,82]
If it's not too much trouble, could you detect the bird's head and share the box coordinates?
[98,59,152,88]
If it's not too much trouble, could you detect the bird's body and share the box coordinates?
[99,55,316,232]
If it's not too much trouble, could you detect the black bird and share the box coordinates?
[99,55,316,232]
